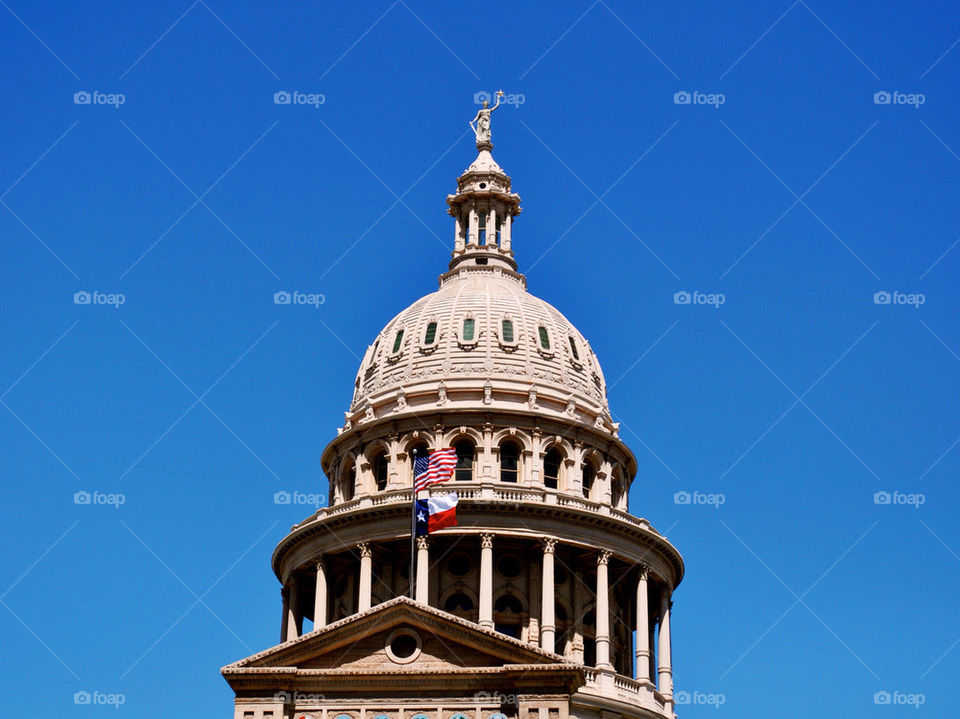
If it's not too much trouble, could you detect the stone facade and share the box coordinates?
[223,122,683,719]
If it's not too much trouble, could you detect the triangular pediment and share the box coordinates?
[224,596,569,674]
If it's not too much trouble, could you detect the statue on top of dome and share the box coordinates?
[470,90,505,148]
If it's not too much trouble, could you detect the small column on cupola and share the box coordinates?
[445,91,522,273]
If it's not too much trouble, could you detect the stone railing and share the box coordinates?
[579,670,667,712]
[293,484,656,535]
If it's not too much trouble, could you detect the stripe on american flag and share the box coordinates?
[413,447,457,492]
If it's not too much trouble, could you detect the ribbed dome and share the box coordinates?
[346,266,615,433]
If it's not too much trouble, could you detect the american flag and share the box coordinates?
[413,448,457,493]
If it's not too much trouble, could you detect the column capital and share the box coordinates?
[481,533,494,549]
[315,556,326,572]
[542,537,557,553]
[416,536,429,550]
[637,564,649,580]
[597,549,612,566]
[357,541,372,558]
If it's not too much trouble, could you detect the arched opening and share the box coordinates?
[543,447,562,490]
[340,460,356,502]
[499,441,520,483]
[582,608,597,666]
[423,321,438,345]
[462,317,475,341]
[501,319,514,343]
[493,593,524,638]
[582,458,597,499]
[453,438,475,481]
[373,451,388,492]
[443,591,474,614]
[538,326,551,350]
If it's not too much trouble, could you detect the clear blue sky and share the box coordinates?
[1,1,958,716]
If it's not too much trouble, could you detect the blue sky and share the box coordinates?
[1,1,959,716]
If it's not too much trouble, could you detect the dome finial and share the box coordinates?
[469,90,505,151]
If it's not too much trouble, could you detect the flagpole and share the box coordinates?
[409,448,418,600]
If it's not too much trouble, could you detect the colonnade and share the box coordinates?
[279,535,674,701]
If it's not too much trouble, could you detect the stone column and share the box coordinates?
[658,587,673,703]
[488,206,497,246]
[529,559,541,648]
[285,575,299,642]
[416,536,430,604]
[540,539,557,653]
[501,214,512,251]
[479,533,494,629]
[357,542,373,612]
[468,208,478,245]
[454,213,464,250]
[595,550,613,668]
[635,566,650,682]
[280,586,289,643]
[314,559,328,630]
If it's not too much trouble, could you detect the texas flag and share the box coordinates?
[415,492,458,536]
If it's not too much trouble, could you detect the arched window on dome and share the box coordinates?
[391,329,404,354]
[501,319,514,343]
[538,326,551,350]
[581,458,596,499]
[340,459,356,502]
[373,451,389,492]
[453,439,475,481]
[423,321,438,346]
[499,441,520,483]
[568,335,581,361]
[462,317,476,342]
[543,447,562,490]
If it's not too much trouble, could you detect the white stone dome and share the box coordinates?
[346,265,615,434]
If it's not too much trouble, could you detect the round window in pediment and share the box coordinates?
[385,628,422,664]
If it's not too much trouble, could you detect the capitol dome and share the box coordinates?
[342,148,617,438]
